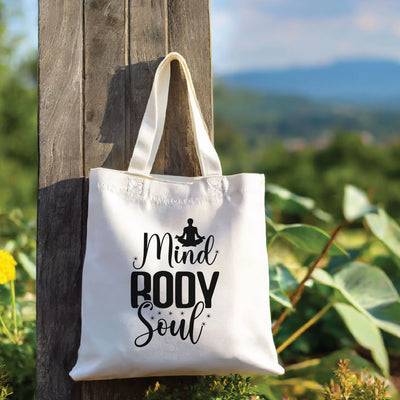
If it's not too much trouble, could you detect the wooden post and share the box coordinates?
[37,1,213,398]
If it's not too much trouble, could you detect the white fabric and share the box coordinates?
[70,53,284,380]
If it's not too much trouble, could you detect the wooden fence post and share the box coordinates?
[37,1,213,398]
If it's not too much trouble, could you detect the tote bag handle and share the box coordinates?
[128,52,223,176]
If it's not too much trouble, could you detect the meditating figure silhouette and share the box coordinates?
[175,218,205,247]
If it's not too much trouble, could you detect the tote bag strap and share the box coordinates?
[128,52,223,176]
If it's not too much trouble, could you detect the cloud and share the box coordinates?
[393,23,400,37]
[210,0,400,72]
[355,14,378,31]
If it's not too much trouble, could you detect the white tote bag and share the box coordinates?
[70,52,284,380]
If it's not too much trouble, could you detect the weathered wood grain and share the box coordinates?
[167,0,213,139]
[37,0,84,187]
[37,0,84,399]
[153,0,213,176]
[127,0,168,170]
[38,0,213,398]
[84,0,126,173]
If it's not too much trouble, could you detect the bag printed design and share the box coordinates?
[69,52,284,380]
[131,218,219,348]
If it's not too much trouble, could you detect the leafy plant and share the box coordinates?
[323,359,389,400]
[266,184,400,399]
[0,366,11,399]
[0,210,36,399]
[146,374,265,400]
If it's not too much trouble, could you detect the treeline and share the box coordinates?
[214,83,400,143]
[215,118,400,220]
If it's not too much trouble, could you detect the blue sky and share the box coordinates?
[5,0,400,73]
[3,0,37,63]
[210,0,400,72]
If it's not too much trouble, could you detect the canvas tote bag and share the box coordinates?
[70,52,284,380]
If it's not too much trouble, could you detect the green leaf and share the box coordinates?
[269,263,298,308]
[274,224,348,256]
[312,268,336,287]
[334,262,399,309]
[314,262,400,339]
[265,216,284,233]
[334,302,389,374]
[343,185,377,222]
[266,184,332,222]
[369,302,400,338]
[269,285,292,308]
[17,251,36,280]
[365,208,400,259]
[4,240,16,253]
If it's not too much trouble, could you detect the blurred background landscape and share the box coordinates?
[0,0,399,220]
[0,0,399,399]
[211,0,400,220]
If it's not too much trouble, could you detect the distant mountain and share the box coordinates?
[221,59,400,107]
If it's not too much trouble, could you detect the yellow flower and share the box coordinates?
[0,250,16,284]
